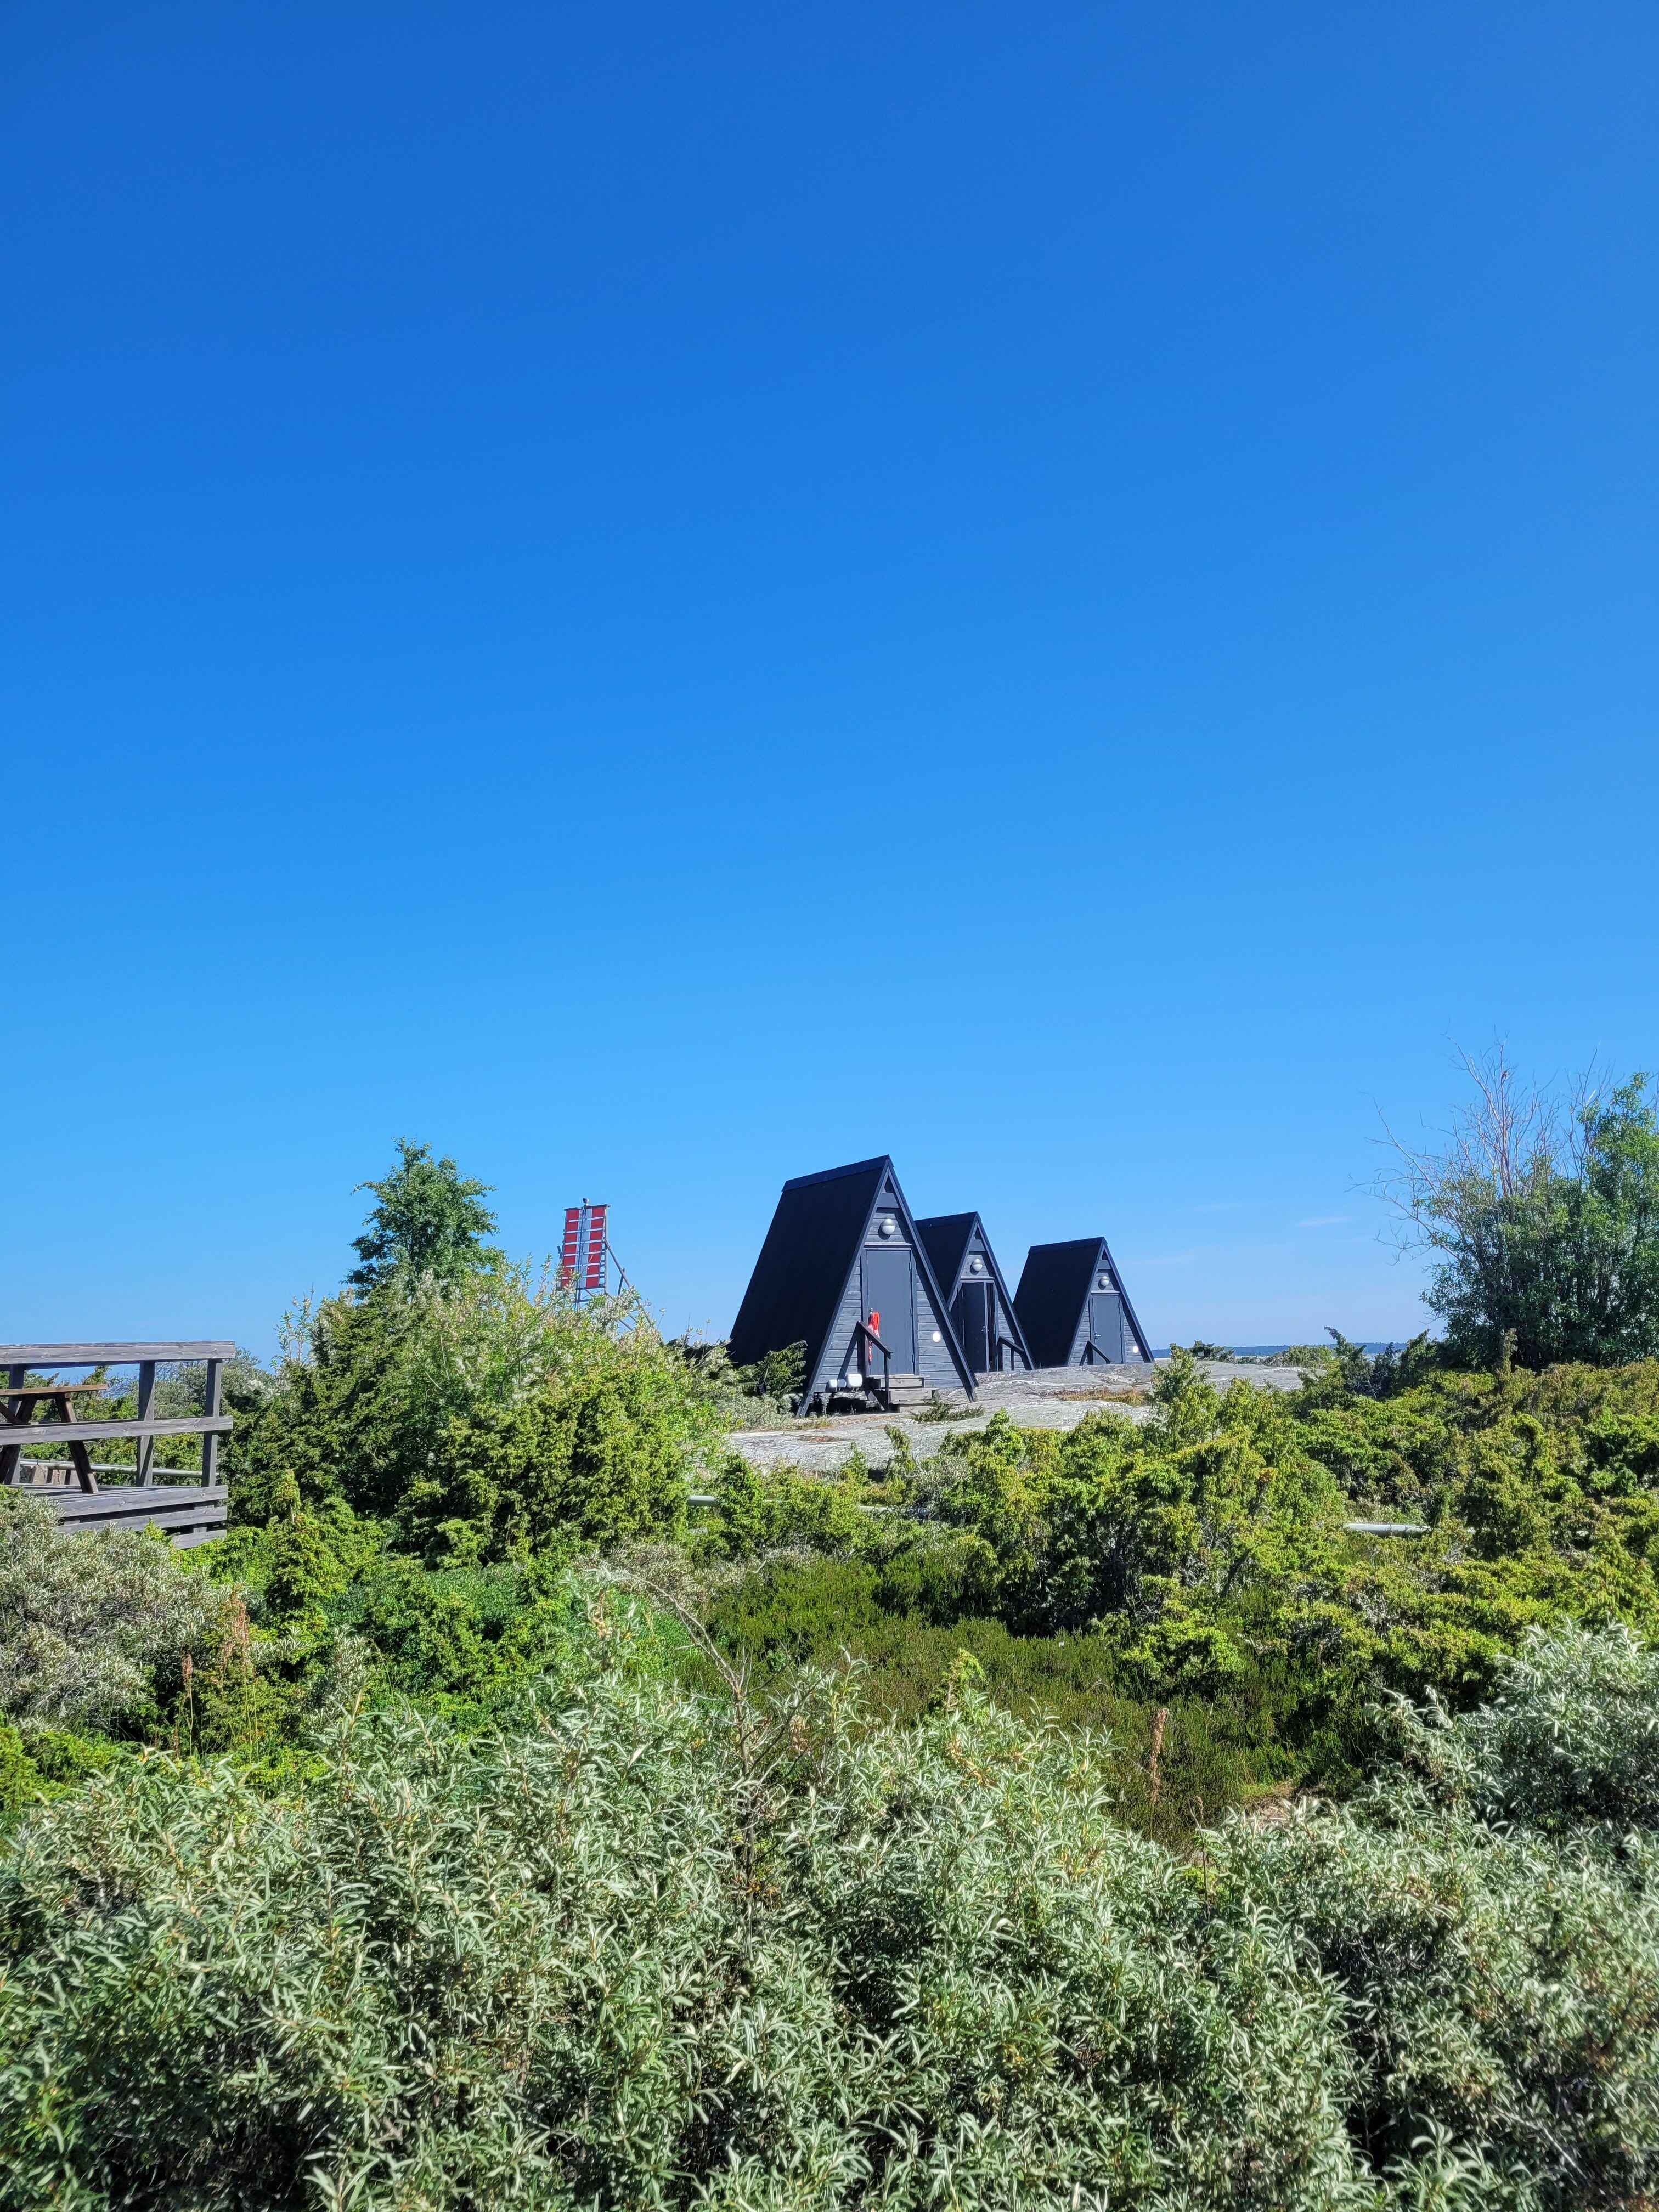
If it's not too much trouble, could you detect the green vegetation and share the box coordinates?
[0,1490,237,1731]
[667,1335,809,1426]
[912,1388,981,1420]
[2,1125,1658,2203]
[0,1622,1654,2208]
[224,1146,718,1547]
[346,1136,506,1289]
[672,1344,1659,1848]
[1381,1048,1659,1368]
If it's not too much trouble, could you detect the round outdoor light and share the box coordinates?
[1097,1273,1110,1289]
[931,1330,942,1342]
[877,1216,897,1238]
[968,1256,984,1274]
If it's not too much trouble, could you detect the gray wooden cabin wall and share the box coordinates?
[810,1226,963,1396]
[1065,1283,1131,1364]
[947,1225,1023,1373]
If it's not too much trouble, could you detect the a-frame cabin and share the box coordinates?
[1013,1237,1154,1367]
[729,1158,978,1412]
[915,1213,1032,1377]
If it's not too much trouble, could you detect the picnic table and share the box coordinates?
[1,1380,106,1491]
[0,1345,235,1533]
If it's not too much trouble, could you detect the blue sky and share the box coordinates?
[4,1,1657,1355]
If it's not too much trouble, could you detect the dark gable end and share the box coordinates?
[916,1211,1034,1374]
[1014,1237,1153,1367]
[1092,1242,1153,1363]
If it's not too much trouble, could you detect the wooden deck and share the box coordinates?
[22,1478,230,1547]
[1,1341,235,1546]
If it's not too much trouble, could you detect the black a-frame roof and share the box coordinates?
[915,1212,1033,1372]
[1013,1237,1153,1367]
[729,1157,977,1398]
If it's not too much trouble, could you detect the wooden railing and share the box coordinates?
[850,1318,894,1405]
[0,1342,234,1547]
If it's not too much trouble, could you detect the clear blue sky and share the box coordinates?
[5,2,1657,1355]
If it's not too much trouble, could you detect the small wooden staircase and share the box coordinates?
[878,1373,930,1411]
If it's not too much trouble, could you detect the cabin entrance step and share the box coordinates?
[881,1374,929,1406]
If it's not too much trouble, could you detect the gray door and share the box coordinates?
[862,1245,916,1370]
[955,1280,991,1374]
[1087,1291,1124,1363]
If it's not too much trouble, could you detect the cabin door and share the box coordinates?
[1087,1290,1125,1362]
[862,1245,916,1371]
[955,1280,992,1374]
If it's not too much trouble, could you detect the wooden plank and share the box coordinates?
[201,1358,222,1484]
[44,1491,229,1541]
[46,1484,228,1517]
[135,1362,156,1483]
[49,1500,229,1547]
[0,1342,237,1366]
[106,1507,226,1523]
[0,1414,233,1448]
[54,1503,227,1530]
[1,1382,105,1397]
[13,1459,206,1481]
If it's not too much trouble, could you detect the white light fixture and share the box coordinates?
[931,1330,941,1342]
[968,1256,984,1274]
[877,1216,897,1238]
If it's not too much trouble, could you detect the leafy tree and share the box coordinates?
[347,1138,503,1290]
[1379,1047,1659,1368]
[230,1130,717,1545]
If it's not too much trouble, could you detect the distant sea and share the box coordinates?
[1150,1343,1407,1359]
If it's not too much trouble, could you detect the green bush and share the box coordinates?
[396,1335,704,1564]
[324,1555,592,1708]
[0,1725,124,1814]
[226,1266,715,1556]
[1387,1618,1659,1839]
[692,1452,890,1562]
[685,1353,1659,1802]
[0,1622,1652,2209]
[0,1492,239,1734]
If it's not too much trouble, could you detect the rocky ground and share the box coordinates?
[723,1357,1309,1474]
